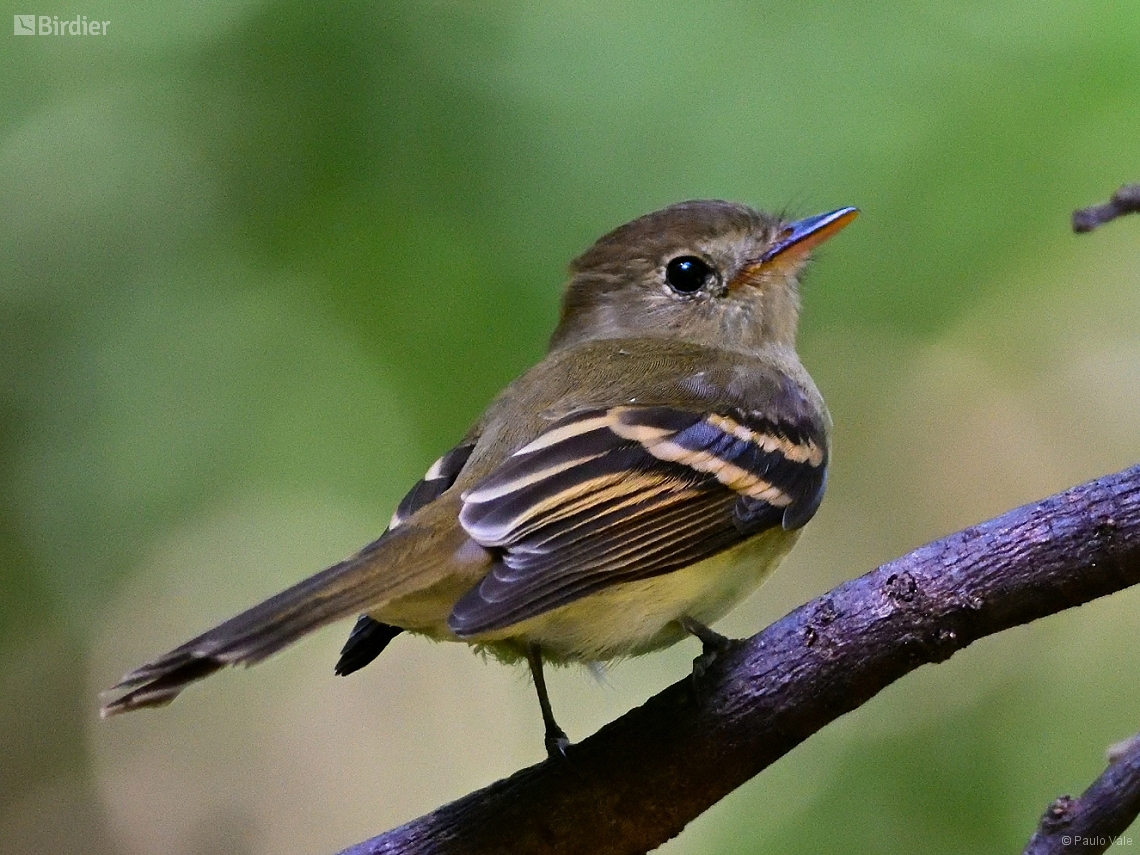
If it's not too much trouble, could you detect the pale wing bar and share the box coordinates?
[449,405,826,636]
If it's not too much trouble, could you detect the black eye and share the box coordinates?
[665,256,714,294]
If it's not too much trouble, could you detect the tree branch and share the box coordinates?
[1022,733,1140,855]
[341,465,1140,855]
[1072,184,1140,233]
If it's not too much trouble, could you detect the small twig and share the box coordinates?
[1072,184,1140,233]
[1022,732,1140,855]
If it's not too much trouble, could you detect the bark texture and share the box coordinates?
[339,465,1140,855]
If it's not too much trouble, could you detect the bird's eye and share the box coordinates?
[664,256,714,294]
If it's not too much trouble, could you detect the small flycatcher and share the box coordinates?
[102,200,858,756]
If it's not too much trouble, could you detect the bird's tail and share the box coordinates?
[100,533,402,717]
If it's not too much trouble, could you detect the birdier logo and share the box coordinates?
[14,14,110,35]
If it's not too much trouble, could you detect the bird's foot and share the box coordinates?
[544,725,571,761]
[679,616,738,692]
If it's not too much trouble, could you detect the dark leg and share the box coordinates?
[679,616,732,655]
[527,643,570,759]
[679,616,735,685]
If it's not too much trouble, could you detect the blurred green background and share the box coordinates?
[2,1,1139,853]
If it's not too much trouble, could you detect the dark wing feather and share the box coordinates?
[335,441,476,675]
[448,404,826,637]
[387,442,477,531]
[334,616,403,676]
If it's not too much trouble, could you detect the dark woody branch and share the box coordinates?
[1021,733,1140,855]
[1072,184,1140,233]
[341,464,1140,855]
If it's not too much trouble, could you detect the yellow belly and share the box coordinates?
[469,526,800,664]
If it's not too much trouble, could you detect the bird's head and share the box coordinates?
[550,200,857,354]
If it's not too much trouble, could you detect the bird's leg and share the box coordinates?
[680,616,732,654]
[679,616,735,685]
[527,643,570,759]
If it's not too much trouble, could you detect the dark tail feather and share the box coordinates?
[334,616,403,676]
[100,534,400,718]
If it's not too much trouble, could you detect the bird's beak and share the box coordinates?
[733,206,859,287]
[762,207,859,263]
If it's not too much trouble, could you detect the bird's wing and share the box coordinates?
[335,441,477,675]
[386,442,478,531]
[447,403,827,636]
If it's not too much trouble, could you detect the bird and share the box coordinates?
[100,199,858,757]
